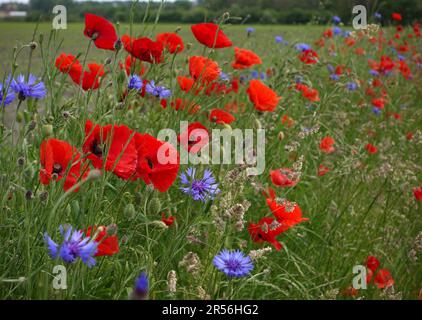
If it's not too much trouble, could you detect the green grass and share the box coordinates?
[0,17,421,300]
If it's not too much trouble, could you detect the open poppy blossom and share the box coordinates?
[132,37,164,64]
[247,79,280,112]
[319,136,335,153]
[161,213,176,226]
[299,49,319,64]
[365,143,378,154]
[84,13,118,51]
[209,109,235,124]
[248,216,284,251]
[55,53,82,74]
[191,22,232,48]
[232,47,262,69]
[70,63,105,91]
[374,269,395,289]
[413,186,422,201]
[366,255,380,273]
[39,139,89,192]
[86,226,119,257]
[178,122,209,154]
[318,164,330,176]
[392,13,402,21]
[156,32,184,54]
[270,168,299,187]
[134,133,179,192]
[177,76,195,92]
[189,56,220,84]
[83,120,138,180]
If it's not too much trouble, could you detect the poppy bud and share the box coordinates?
[42,124,53,137]
[39,191,48,202]
[25,190,33,200]
[16,111,24,123]
[87,169,102,181]
[278,131,285,141]
[62,111,70,119]
[17,157,25,166]
[106,223,118,236]
[223,124,232,131]
[105,57,112,65]
[254,119,262,129]
[29,41,38,50]
[124,203,136,219]
[148,197,161,214]
[71,200,80,215]
[114,39,122,51]
[28,120,36,131]
[65,204,71,216]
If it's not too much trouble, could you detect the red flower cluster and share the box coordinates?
[191,23,232,48]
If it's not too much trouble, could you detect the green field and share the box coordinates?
[0,18,421,301]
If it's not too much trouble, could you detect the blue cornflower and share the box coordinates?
[374,12,382,20]
[44,225,98,268]
[372,107,381,115]
[330,74,340,81]
[295,43,311,52]
[333,26,342,36]
[342,30,352,38]
[246,27,255,34]
[128,75,143,90]
[397,54,406,61]
[346,82,358,91]
[327,64,335,73]
[220,72,230,82]
[131,272,149,300]
[145,80,172,99]
[369,69,380,77]
[10,74,46,100]
[180,168,220,202]
[275,35,283,43]
[332,15,341,24]
[0,82,15,106]
[251,70,259,79]
[213,249,254,278]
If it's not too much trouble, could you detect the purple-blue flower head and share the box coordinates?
[333,26,342,36]
[332,16,341,24]
[372,107,381,115]
[145,80,172,99]
[346,82,358,91]
[275,35,283,43]
[128,75,143,90]
[213,249,254,277]
[246,27,255,34]
[132,272,149,300]
[180,168,220,202]
[330,74,340,81]
[374,12,382,20]
[44,225,98,268]
[10,74,46,100]
[295,43,311,52]
[0,83,15,106]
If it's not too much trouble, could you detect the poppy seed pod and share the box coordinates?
[42,124,53,137]
[124,203,136,219]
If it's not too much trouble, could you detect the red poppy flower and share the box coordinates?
[189,56,220,84]
[318,164,330,176]
[281,114,295,127]
[319,136,335,153]
[191,23,232,48]
[232,47,262,70]
[372,97,386,109]
[365,143,378,154]
[296,83,320,102]
[55,53,81,74]
[161,213,176,226]
[156,32,184,54]
[299,49,319,64]
[266,195,308,231]
[270,168,299,187]
[392,13,402,21]
[247,79,280,112]
[170,98,201,113]
[84,13,118,51]
[120,55,146,76]
[374,269,394,289]
[177,76,195,92]
[132,37,164,64]
[83,120,138,180]
[70,63,105,91]
[248,217,284,251]
[365,255,380,273]
[39,139,89,192]
[209,109,235,124]
[178,122,209,154]
[413,186,422,201]
[86,226,119,257]
[133,133,179,192]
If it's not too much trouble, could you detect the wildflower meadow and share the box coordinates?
[0,1,421,302]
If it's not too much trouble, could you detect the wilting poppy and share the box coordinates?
[319,136,335,153]
[134,133,179,192]
[86,226,119,257]
[39,139,89,191]
[247,79,280,112]
[232,47,262,70]
[84,13,118,51]
[270,168,299,187]
[189,56,220,84]
[191,23,232,48]
[156,32,184,54]
[83,120,138,180]
[209,109,235,124]
[178,122,209,154]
